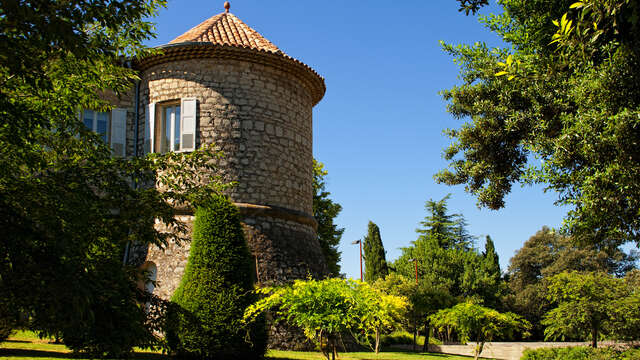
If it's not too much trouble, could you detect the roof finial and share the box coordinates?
[224,1,230,13]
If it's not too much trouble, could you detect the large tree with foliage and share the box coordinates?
[437,0,640,247]
[394,195,501,304]
[430,301,531,360]
[505,226,637,338]
[244,278,407,360]
[373,273,454,352]
[313,159,344,277]
[363,221,389,283]
[0,0,227,355]
[542,271,631,347]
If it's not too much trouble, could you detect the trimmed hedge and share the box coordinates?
[521,346,640,360]
[166,195,266,359]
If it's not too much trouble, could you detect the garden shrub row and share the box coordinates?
[521,346,640,360]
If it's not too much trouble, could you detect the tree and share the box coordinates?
[542,271,628,348]
[505,227,637,338]
[482,236,501,280]
[394,195,500,304]
[244,278,407,360]
[437,0,640,247]
[0,0,227,355]
[416,194,472,250]
[167,196,266,359]
[313,159,345,277]
[373,273,454,352]
[363,221,389,283]
[430,301,531,360]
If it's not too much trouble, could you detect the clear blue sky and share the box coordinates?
[147,0,570,279]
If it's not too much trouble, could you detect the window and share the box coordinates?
[82,109,127,157]
[155,103,181,153]
[145,98,197,154]
[83,110,110,143]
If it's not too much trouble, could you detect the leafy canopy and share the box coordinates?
[313,159,344,277]
[437,0,640,246]
[542,271,638,347]
[430,302,531,360]
[244,278,407,360]
[394,195,502,305]
[0,0,228,355]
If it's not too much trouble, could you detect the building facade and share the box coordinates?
[101,3,328,302]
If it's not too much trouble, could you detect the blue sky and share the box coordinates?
[147,1,571,279]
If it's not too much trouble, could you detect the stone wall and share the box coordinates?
[139,56,327,302]
[144,215,194,300]
[138,58,314,214]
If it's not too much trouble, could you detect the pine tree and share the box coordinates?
[167,195,266,359]
[363,221,388,283]
[416,194,472,250]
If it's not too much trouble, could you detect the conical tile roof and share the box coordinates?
[169,11,282,55]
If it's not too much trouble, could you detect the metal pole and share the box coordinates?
[359,240,363,282]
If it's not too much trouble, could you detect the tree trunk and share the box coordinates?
[591,325,598,348]
[474,341,485,360]
[331,336,337,360]
[375,328,380,354]
[413,327,417,352]
[422,319,430,352]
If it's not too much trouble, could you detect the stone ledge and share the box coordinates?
[235,202,317,231]
[173,202,317,231]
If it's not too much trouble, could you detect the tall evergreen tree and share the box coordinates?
[395,195,502,305]
[313,159,345,277]
[416,194,472,250]
[482,236,501,281]
[363,221,389,283]
[167,196,266,359]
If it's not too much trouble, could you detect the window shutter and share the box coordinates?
[180,98,197,152]
[110,109,127,157]
[145,102,155,154]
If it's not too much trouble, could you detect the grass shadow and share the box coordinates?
[0,348,172,360]
[2,339,31,344]
[0,348,77,359]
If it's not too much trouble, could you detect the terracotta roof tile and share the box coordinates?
[169,12,283,55]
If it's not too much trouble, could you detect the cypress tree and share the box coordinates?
[482,235,501,280]
[166,195,266,359]
[363,221,388,283]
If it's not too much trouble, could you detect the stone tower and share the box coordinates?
[135,3,328,300]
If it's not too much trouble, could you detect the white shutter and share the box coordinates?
[110,109,127,157]
[145,102,155,154]
[180,98,197,152]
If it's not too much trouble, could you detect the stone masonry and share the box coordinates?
[130,8,328,306]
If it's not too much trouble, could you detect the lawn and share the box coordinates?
[1,331,477,360]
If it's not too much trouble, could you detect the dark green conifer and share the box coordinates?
[166,195,266,359]
[363,221,388,283]
[482,235,501,281]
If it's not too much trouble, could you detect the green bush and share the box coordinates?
[0,311,15,343]
[521,346,640,360]
[166,196,266,359]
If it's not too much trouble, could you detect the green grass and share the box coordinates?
[268,350,477,360]
[1,331,476,360]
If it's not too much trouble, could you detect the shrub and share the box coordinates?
[166,196,266,359]
[0,309,15,343]
[521,346,640,360]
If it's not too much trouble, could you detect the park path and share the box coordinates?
[428,341,627,360]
